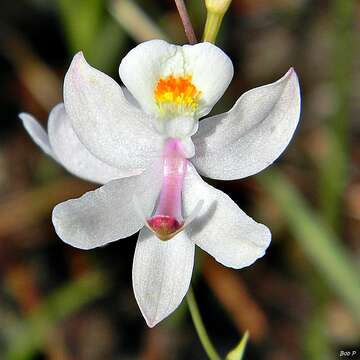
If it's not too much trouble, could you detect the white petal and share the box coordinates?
[64,52,163,171]
[48,103,138,184]
[119,40,177,115]
[180,137,196,159]
[20,113,55,158]
[192,69,301,180]
[183,164,271,269]
[122,86,140,109]
[181,42,234,117]
[132,228,194,327]
[52,164,162,249]
[119,40,233,117]
[164,116,197,139]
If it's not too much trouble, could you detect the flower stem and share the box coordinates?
[174,0,197,44]
[203,11,224,43]
[186,287,221,360]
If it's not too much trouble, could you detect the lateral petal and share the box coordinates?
[192,69,301,180]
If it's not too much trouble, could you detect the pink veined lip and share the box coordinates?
[147,138,187,240]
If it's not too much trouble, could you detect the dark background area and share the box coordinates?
[0,0,359,359]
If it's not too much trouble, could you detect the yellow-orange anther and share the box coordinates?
[154,75,201,114]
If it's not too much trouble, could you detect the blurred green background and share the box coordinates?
[0,0,359,359]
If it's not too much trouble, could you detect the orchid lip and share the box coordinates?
[133,138,203,241]
[141,199,203,241]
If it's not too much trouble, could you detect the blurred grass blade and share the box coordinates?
[1,32,61,111]
[110,0,169,42]
[225,331,249,360]
[5,271,108,360]
[58,0,125,71]
[319,0,355,230]
[58,0,102,54]
[303,311,333,360]
[259,170,360,324]
[203,256,268,342]
[90,20,126,71]
[0,177,92,238]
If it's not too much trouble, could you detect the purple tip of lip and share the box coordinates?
[147,215,184,241]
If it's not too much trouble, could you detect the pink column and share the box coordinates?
[147,138,188,240]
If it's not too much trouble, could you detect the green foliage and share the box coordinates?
[4,272,109,360]
[225,331,249,360]
[110,0,169,42]
[319,0,355,230]
[57,0,125,71]
[259,170,360,324]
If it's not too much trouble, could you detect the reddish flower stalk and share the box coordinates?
[174,0,197,44]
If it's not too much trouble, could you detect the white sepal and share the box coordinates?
[64,52,163,171]
[183,163,271,269]
[132,227,194,327]
[20,113,55,158]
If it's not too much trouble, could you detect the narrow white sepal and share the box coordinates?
[20,113,55,158]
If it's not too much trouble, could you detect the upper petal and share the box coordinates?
[63,52,163,171]
[48,103,138,184]
[20,113,55,158]
[119,40,233,118]
[132,227,194,327]
[52,164,162,249]
[183,163,271,269]
[192,69,301,180]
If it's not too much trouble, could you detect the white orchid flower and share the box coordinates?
[20,40,300,327]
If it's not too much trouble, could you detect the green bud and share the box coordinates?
[203,0,232,43]
[205,0,232,14]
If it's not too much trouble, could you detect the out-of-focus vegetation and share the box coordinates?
[0,0,359,359]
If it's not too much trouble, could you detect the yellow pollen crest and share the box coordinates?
[154,75,201,115]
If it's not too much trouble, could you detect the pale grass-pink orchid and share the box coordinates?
[20,40,301,327]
